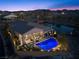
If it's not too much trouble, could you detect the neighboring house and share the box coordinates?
[4,13,17,20]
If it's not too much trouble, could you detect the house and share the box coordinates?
[10,21,52,45]
[4,13,17,20]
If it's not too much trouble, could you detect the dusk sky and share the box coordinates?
[0,0,79,11]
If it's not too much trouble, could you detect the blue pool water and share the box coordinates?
[36,37,58,51]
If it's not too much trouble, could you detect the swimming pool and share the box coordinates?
[36,37,58,51]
